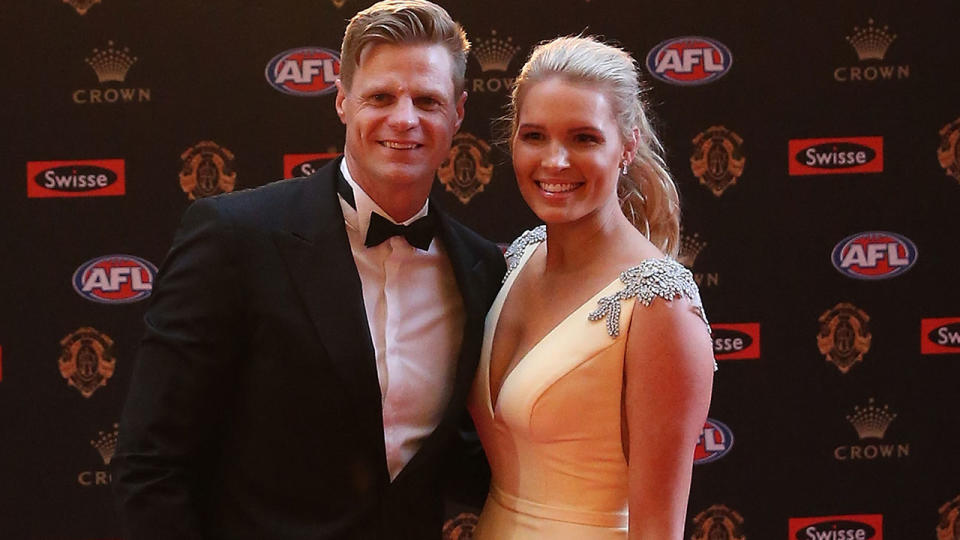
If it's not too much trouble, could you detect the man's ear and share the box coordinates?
[454,90,467,130]
[335,79,347,124]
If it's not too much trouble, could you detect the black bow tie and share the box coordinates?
[365,211,436,251]
[336,168,436,251]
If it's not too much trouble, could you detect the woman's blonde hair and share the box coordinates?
[508,36,680,256]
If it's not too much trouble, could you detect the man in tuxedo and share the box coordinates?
[111,2,505,538]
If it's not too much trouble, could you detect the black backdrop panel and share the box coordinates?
[2,1,959,538]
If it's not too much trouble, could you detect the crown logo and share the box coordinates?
[845,19,897,61]
[677,229,707,268]
[846,399,896,440]
[85,41,138,83]
[472,30,521,72]
[90,423,119,465]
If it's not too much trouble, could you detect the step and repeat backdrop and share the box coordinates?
[2,0,959,538]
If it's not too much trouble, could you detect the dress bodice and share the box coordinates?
[467,226,711,539]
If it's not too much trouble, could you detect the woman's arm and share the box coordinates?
[623,297,715,539]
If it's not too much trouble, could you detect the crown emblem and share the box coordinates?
[85,41,138,83]
[677,229,707,268]
[90,423,119,465]
[472,30,521,72]
[845,19,897,61]
[64,0,101,15]
[846,398,896,440]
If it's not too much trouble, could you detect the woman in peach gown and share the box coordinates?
[467,36,716,539]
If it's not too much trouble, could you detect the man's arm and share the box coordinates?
[112,198,243,540]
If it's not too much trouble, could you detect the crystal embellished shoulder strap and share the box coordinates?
[587,257,709,338]
[502,225,546,283]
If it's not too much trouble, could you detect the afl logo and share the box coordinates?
[72,255,157,304]
[265,47,340,96]
[831,231,917,280]
[694,418,734,464]
[645,36,732,85]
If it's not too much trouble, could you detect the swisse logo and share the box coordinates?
[283,152,340,178]
[921,317,960,354]
[27,159,125,198]
[789,137,883,175]
[265,47,340,96]
[645,36,732,86]
[72,255,157,304]
[789,514,882,540]
[831,231,917,280]
[694,418,733,464]
[711,323,760,360]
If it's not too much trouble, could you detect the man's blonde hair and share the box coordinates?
[340,0,470,93]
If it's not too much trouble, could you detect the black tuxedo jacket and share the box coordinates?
[112,160,506,540]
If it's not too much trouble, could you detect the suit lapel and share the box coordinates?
[271,162,384,424]
[435,208,490,420]
[391,209,493,484]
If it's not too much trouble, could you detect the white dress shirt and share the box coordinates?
[338,158,465,480]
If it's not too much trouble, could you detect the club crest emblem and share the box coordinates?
[817,302,872,373]
[179,141,237,200]
[690,126,745,196]
[437,133,494,204]
[64,0,101,15]
[937,117,960,184]
[442,512,478,540]
[58,327,116,398]
[938,494,960,540]
[690,504,746,540]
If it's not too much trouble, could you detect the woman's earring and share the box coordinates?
[621,162,629,176]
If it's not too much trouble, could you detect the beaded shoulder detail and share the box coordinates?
[502,225,546,284]
[587,258,709,338]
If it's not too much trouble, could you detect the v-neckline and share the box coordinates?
[483,240,623,417]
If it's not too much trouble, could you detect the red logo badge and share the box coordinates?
[921,317,960,354]
[711,323,761,360]
[283,152,340,178]
[788,514,882,539]
[26,159,125,198]
[789,136,883,175]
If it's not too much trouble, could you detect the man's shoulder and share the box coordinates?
[200,172,330,228]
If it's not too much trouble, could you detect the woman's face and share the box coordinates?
[512,77,633,227]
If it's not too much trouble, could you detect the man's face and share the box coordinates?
[336,42,466,201]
